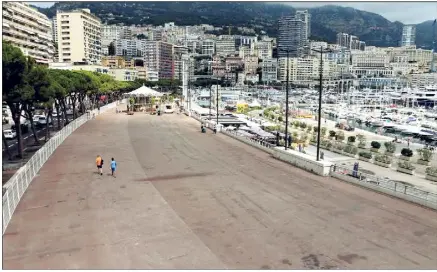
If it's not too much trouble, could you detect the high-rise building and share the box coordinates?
[115,39,145,58]
[2,2,55,64]
[277,15,306,58]
[56,9,101,64]
[143,41,174,80]
[261,58,278,82]
[215,36,236,57]
[336,33,350,48]
[401,25,416,46]
[295,10,311,39]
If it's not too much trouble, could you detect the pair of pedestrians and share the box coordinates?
[95,155,117,177]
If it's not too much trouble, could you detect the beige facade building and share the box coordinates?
[2,2,54,64]
[56,8,102,64]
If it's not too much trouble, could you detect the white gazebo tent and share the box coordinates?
[124,84,163,112]
[249,99,261,108]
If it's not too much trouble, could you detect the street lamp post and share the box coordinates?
[278,48,291,150]
[311,46,333,161]
[216,82,219,128]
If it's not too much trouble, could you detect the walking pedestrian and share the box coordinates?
[96,155,103,175]
[110,158,117,177]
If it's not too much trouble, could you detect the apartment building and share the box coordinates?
[295,10,311,39]
[278,57,337,84]
[225,56,243,72]
[56,9,102,64]
[215,36,236,57]
[254,40,273,60]
[244,55,259,75]
[110,68,138,81]
[351,51,389,68]
[3,2,55,64]
[101,56,133,68]
[115,39,145,57]
[102,25,132,47]
[143,41,174,79]
[202,39,215,55]
[261,58,278,82]
[238,45,254,59]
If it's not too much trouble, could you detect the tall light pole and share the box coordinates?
[278,48,290,150]
[311,46,333,161]
[216,82,219,127]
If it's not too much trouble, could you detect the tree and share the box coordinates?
[108,42,116,56]
[22,62,51,145]
[2,41,30,158]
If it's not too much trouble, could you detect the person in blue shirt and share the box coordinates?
[110,158,117,177]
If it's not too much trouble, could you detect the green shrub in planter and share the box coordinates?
[300,122,307,129]
[371,141,381,149]
[401,148,413,157]
[359,151,372,159]
[425,167,437,177]
[293,121,299,128]
[384,142,396,153]
[337,131,345,141]
[311,134,317,142]
[375,154,392,164]
[329,130,336,137]
[278,116,283,122]
[344,145,358,155]
[418,148,433,161]
[321,127,327,137]
[307,125,313,133]
[325,141,333,149]
[356,134,366,148]
[347,136,356,144]
[398,161,416,170]
[313,126,318,133]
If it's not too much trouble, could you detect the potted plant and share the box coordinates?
[321,127,327,138]
[278,116,283,122]
[300,122,307,130]
[374,154,392,168]
[356,134,366,149]
[311,134,317,143]
[384,142,396,156]
[332,141,345,153]
[417,148,433,166]
[397,161,416,175]
[313,126,318,133]
[358,151,373,162]
[337,131,345,142]
[307,125,313,133]
[293,120,299,128]
[370,141,381,153]
[325,141,333,149]
[347,136,356,145]
[425,167,437,182]
[400,148,413,161]
[343,145,358,158]
[329,130,336,139]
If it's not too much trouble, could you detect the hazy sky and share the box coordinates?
[30,1,436,24]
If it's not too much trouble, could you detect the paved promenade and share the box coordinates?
[3,109,437,269]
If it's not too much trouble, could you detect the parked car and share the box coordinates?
[3,129,16,139]
[33,115,52,128]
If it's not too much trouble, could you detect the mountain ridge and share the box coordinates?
[34,2,435,48]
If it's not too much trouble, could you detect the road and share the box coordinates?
[2,117,73,157]
[3,110,437,269]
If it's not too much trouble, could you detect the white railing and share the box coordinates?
[2,100,122,234]
[331,164,437,210]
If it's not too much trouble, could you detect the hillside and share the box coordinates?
[35,2,435,48]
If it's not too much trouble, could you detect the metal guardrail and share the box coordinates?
[331,164,437,210]
[2,100,122,235]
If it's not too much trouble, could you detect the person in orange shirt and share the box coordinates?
[96,155,103,175]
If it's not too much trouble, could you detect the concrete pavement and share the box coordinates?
[3,109,437,269]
